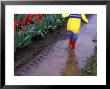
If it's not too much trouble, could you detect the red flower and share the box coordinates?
[38,14,43,19]
[29,14,33,17]
[22,20,25,26]
[22,26,26,32]
[35,14,43,23]
[28,14,33,21]
[14,20,17,30]
[35,14,39,18]
[29,16,32,21]
[17,19,21,24]
[38,14,42,18]
[24,15,27,19]
[36,18,41,23]
[27,21,30,25]
[23,15,27,23]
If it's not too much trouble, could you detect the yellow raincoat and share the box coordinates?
[62,14,88,34]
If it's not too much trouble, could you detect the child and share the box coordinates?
[62,14,88,49]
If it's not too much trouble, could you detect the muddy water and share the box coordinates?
[15,15,97,76]
[61,48,79,76]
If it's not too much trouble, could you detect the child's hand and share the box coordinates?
[85,19,89,24]
[62,14,70,18]
[81,14,89,24]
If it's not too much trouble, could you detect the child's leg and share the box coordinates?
[68,31,78,48]
[72,33,78,48]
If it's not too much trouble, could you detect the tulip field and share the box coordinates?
[14,14,64,49]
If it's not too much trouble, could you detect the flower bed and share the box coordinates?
[14,14,64,49]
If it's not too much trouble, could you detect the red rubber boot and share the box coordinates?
[69,38,76,49]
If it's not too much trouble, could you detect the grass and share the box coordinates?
[81,46,97,76]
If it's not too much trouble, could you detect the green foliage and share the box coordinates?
[81,47,97,76]
[14,14,24,20]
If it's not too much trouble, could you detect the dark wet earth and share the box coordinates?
[15,15,97,76]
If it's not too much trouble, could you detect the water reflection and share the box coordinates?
[61,45,79,76]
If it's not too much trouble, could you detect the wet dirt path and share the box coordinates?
[15,15,97,76]
[75,15,97,70]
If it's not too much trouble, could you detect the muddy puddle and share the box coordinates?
[15,15,97,76]
[61,47,79,76]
